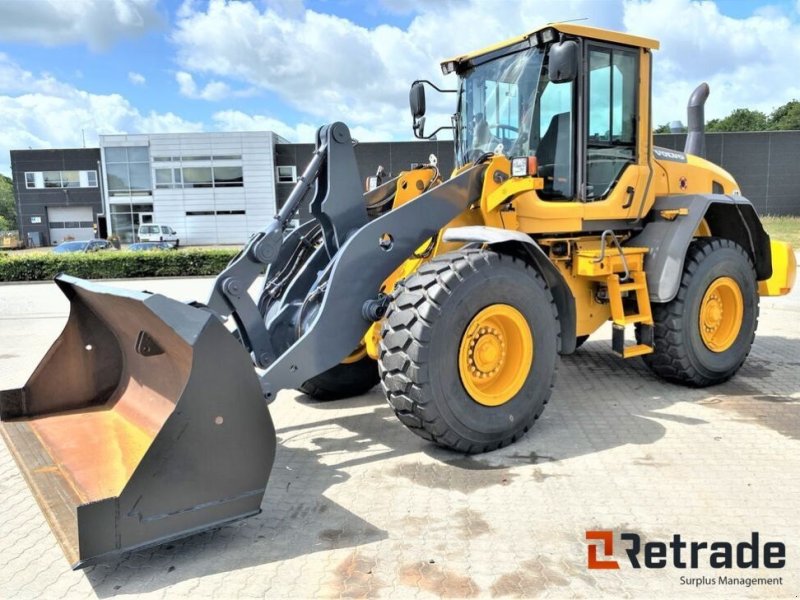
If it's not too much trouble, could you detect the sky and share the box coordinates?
[1,0,800,175]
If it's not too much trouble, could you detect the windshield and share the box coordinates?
[456,47,545,166]
[54,241,88,253]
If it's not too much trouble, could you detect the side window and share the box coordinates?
[532,77,574,201]
[586,46,638,200]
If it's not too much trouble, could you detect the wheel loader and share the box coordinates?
[1,24,796,568]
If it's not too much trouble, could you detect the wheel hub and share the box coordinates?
[468,327,505,377]
[699,276,744,352]
[458,304,534,407]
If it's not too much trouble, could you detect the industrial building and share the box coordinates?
[10,133,451,246]
[9,130,799,246]
[10,148,103,246]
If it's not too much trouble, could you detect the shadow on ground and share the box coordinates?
[82,334,799,595]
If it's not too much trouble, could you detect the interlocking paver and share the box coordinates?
[1,274,799,598]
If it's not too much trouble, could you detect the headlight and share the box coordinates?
[510,156,538,178]
[540,27,558,44]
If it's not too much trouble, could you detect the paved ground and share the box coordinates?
[0,274,798,599]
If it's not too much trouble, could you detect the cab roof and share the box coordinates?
[441,23,659,69]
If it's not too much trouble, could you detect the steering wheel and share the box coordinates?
[490,124,519,138]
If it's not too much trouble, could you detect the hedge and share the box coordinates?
[0,249,239,282]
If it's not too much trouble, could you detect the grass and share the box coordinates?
[761,215,800,249]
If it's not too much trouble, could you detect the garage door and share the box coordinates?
[48,206,94,244]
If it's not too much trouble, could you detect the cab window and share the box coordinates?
[586,46,638,200]
[533,78,574,200]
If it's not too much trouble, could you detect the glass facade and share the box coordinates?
[105,146,152,196]
[109,203,154,243]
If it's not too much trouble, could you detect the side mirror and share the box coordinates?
[409,82,426,119]
[548,40,579,83]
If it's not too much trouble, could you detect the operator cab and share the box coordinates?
[411,24,658,209]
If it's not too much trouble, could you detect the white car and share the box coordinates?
[138,224,179,245]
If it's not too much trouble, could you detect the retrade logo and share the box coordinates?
[586,531,620,569]
[585,531,786,570]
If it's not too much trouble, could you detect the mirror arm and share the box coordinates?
[415,125,455,140]
[412,79,457,93]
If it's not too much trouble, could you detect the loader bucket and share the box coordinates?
[0,275,275,568]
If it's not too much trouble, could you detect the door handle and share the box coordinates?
[622,186,635,209]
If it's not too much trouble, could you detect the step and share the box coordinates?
[617,281,646,293]
[616,313,653,326]
[621,344,654,358]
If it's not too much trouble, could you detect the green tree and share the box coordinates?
[768,100,800,130]
[706,108,768,132]
[0,174,17,231]
[653,123,672,134]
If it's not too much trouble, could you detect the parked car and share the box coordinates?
[53,239,115,254]
[138,224,179,245]
[128,241,178,251]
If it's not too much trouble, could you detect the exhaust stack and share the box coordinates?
[684,82,709,158]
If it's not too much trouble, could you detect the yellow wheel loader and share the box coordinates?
[1,24,796,568]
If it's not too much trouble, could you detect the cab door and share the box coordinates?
[581,43,653,222]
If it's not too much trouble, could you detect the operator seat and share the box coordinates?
[535,112,572,199]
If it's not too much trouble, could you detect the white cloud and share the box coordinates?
[624,0,800,125]
[128,71,146,85]
[211,109,395,143]
[175,71,256,101]
[172,0,619,141]
[0,55,202,175]
[172,0,800,139]
[0,0,162,51]
[212,110,318,141]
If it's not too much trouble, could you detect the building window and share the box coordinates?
[276,166,297,183]
[24,170,98,189]
[182,167,213,188]
[61,171,80,188]
[154,168,183,189]
[186,210,246,216]
[155,165,243,189]
[105,146,152,196]
[43,171,62,188]
[213,166,243,186]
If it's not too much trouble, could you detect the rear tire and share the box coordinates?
[642,237,758,387]
[378,248,559,453]
[298,356,380,401]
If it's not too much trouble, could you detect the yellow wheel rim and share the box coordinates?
[458,304,534,407]
[699,277,743,352]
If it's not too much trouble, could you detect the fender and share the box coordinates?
[627,194,772,303]
[442,226,577,354]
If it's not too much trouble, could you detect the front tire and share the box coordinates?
[378,248,559,453]
[643,237,758,387]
